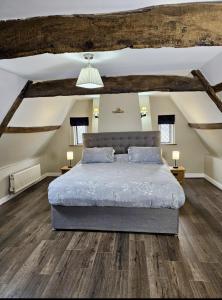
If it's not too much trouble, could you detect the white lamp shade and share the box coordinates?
[172,151,180,160]
[67,151,74,160]
[76,66,104,89]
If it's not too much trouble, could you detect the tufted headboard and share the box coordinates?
[83,131,160,154]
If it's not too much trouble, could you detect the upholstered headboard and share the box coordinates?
[83,131,160,154]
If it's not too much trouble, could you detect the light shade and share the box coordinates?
[76,65,104,89]
[67,151,74,160]
[172,151,180,160]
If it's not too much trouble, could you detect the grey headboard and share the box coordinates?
[83,131,160,154]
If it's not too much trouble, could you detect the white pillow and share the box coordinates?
[82,147,115,163]
[128,146,163,164]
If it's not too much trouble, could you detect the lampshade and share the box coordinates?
[67,151,74,160]
[172,151,180,160]
[76,54,104,89]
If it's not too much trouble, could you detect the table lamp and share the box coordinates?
[172,151,180,169]
[67,151,74,168]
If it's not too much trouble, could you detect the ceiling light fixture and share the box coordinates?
[76,53,104,89]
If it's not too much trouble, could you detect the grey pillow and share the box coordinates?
[82,147,115,163]
[128,146,163,164]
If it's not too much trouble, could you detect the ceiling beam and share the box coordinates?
[25,75,205,98]
[191,70,222,113]
[213,82,222,93]
[1,3,222,59]
[188,123,222,129]
[2,126,61,134]
[0,81,32,138]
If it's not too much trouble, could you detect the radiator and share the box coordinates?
[10,164,41,193]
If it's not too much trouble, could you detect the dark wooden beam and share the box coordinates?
[2,126,61,134]
[188,123,222,129]
[1,3,222,59]
[25,75,204,98]
[0,81,32,138]
[213,82,222,93]
[191,70,222,113]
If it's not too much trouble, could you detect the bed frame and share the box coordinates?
[51,131,179,234]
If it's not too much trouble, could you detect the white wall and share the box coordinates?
[205,156,222,187]
[0,68,27,123]
[150,95,209,173]
[43,99,93,172]
[98,93,142,132]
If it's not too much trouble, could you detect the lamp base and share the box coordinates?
[173,160,178,169]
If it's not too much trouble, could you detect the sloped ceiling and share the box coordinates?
[0,48,222,81]
[0,95,76,167]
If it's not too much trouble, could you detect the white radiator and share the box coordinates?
[10,164,41,193]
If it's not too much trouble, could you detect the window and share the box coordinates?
[158,115,175,144]
[73,125,87,145]
[70,117,89,145]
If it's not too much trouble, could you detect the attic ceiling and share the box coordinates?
[0,48,222,81]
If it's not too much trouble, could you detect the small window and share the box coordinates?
[70,117,89,145]
[158,115,175,144]
[73,125,87,145]
[159,124,175,144]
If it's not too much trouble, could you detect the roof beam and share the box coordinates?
[25,75,204,98]
[191,70,222,113]
[2,126,61,134]
[188,123,222,129]
[1,3,222,59]
[0,81,32,138]
[213,82,222,93]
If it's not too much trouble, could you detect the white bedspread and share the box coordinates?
[48,159,185,209]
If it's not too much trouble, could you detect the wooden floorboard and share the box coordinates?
[0,177,221,298]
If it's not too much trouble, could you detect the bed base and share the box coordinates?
[51,205,179,235]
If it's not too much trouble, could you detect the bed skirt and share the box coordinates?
[51,205,179,234]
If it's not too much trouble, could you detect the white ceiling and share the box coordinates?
[0,47,222,81]
[0,0,220,20]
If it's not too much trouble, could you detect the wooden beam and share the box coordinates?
[188,123,222,129]
[1,3,222,59]
[25,75,204,98]
[213,82,222,93]
[2,126,61,134]
[0,81,32,138]
[191,70,222,113]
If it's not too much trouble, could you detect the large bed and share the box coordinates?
[48,131,185,234]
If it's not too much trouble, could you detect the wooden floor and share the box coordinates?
[0,178,221,298]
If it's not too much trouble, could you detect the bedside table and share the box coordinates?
[60,166,72,174]
[170,166,185,185]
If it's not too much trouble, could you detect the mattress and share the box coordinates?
[48,156,185,209]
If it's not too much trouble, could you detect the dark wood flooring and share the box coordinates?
[0,177,221,298]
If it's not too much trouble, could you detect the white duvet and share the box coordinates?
[48,156,185,209]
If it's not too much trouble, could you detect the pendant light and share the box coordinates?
[76,53,104,89]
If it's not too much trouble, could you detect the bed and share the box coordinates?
[48,131,185,234]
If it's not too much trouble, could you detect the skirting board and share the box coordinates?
[185,173,205,178]
[205,174,222,190]
[0,172,59,206]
